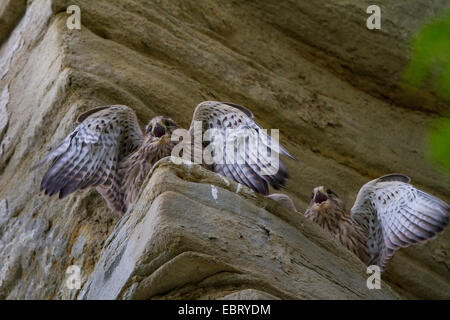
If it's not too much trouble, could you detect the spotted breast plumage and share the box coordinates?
[34,101,295,215]
[304,174,449,270]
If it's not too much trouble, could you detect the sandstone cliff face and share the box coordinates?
[0,0,448,299]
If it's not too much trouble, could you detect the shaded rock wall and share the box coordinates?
[0,0,26,46]
[0,0,449,299]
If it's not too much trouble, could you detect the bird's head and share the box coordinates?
[309,186,344,211]
[145,116,178,138]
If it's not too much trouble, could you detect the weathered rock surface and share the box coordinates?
[79,159,399,300]
[0,0,449,299]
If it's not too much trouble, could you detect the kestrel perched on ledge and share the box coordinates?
[33,105,180,214]
[33,101,296,215]
[304,174,449,270]
[189,101,296,195]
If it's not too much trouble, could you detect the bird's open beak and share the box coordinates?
[152,122,166,138]
[314,190,328,204]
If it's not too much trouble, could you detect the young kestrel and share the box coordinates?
[304,174,449,270]
[34,101,296,215]
[189,101,296,195]
[33,105,180,215]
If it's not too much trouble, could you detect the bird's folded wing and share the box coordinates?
[190,101,296,195]
[351,174,449,269]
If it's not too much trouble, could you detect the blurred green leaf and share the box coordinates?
[428,115,450,172]
[404,10,450,97]
[404,10,450,173]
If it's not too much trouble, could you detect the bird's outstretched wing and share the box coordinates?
[350,173,449,269]
[189,101,296,195]
[33,105,143,213]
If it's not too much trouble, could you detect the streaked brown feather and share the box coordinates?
[120,134,178,209]
[305,179,449,271]
[34,105,143,215]
[35,101,296,216]
[190,101,296,195]
[305,198,370,264]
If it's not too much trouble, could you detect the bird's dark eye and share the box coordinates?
[326,189,332,195]
[311,193,314,199]
[147,125,153,132]
[165,120,171,126]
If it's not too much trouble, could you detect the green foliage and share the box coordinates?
[404,10,450,96]
[428,116,450,171]
[403,10,450,172]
